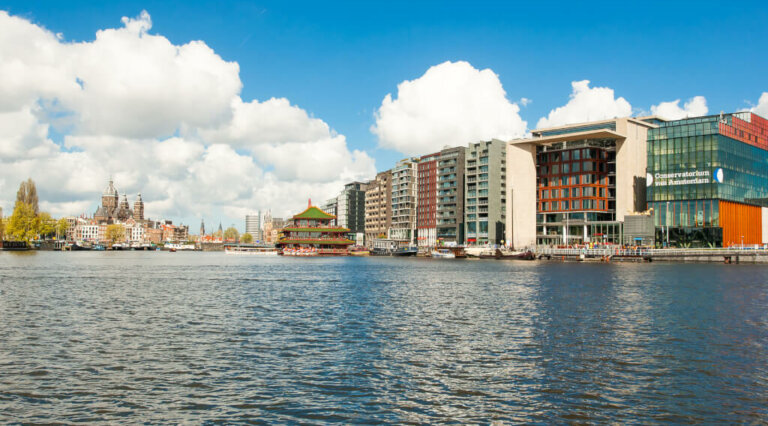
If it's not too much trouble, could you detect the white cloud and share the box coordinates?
[200,97,332,147]
[371,61,527,156]
[0,10,376,227]
[752,92,768,118]
[651,96,708,120]
[536,80,632,129]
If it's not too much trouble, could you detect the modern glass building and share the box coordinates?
[647,112,768,247]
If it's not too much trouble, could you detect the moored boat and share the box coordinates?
[392,246,418,256]
[348,246,370,256]
[282,247,318,256]
[431,248,456,259]
[224,246,279,255]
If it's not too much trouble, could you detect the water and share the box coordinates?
[1,252,767,423]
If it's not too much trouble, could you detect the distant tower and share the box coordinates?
[101,178,119,213]
[200,218,205,236]
[133,193,144,221]
[117,194,132,221]
[218,222,223,233]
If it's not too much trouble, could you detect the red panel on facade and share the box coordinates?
[719,113,768,151]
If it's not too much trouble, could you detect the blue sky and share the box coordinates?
[1,1,767,228]
[6,0,768,168]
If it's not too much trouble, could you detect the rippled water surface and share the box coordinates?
[1,252,767,423]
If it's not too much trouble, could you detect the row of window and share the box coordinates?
[538,161,607,176]
[540,199,606,212]
[541,186,606,199]
[539,174,609,187]
[537,148,610,163]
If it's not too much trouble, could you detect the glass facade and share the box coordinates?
[646,112,768,247]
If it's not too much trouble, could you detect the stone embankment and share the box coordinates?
[536,248,768,264]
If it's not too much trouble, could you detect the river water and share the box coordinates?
[0,252,766,423]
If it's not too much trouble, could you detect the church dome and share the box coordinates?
[103,179,118,196]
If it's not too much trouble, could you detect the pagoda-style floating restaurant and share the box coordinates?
[277,201,354,256]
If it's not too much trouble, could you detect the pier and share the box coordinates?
[536,247,768,263]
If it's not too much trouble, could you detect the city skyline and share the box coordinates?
[0,1,767,228]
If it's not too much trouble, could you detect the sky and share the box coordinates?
[1,0,767,231]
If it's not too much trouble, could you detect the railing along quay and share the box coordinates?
[536,247,768,262]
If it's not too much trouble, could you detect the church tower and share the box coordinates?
[133,193,144,221]
[101,178,119,213]
[200,218,205,236]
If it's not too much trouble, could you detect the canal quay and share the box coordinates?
[1,252,767,423]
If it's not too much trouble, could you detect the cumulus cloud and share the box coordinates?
[371,61,527,156]
[0,10,376,226]
[536,80,632,129]
[200,97,332,147]
[752,92,768,118]
[651,96,708,120]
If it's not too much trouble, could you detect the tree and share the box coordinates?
[16,178,39,215]
[240,233,253,243]
[106,224,126,245]
[37,212,55,239]
[5,202,37,243]
[223,227,239,242]
[56,218,69,240]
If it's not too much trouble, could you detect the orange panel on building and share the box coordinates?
[719,200,762,246]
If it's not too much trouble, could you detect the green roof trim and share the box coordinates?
[283,227,350,233]
[278,239,354,245]
[292,205,336,220]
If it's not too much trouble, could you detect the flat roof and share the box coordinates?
[510,129,626,145]
[533,116,661,136]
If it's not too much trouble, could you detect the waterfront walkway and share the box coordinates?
[537,247,768,263]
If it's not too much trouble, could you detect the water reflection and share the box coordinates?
[0,253,767,423]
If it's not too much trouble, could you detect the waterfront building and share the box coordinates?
[506,117,656,248]
[266,217,285,243]
[364,170,392,246]
[277,201,354,255]
[245,212,262,241]
[321,198,338,226]
[436,147,466,245]
[417,152,440,247]
[417,146,466,247]
[465,139,506,245]
[336,182,368,244]
[647,112,768,247]
[388,158,419,245]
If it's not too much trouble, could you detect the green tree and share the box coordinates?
[56,218,69,240]
[223,227,239,242]
[240,233,253,243]
[5,202,37,243]
[16,178,39,215]
[37,212,55,239]
[106,224,126,245]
